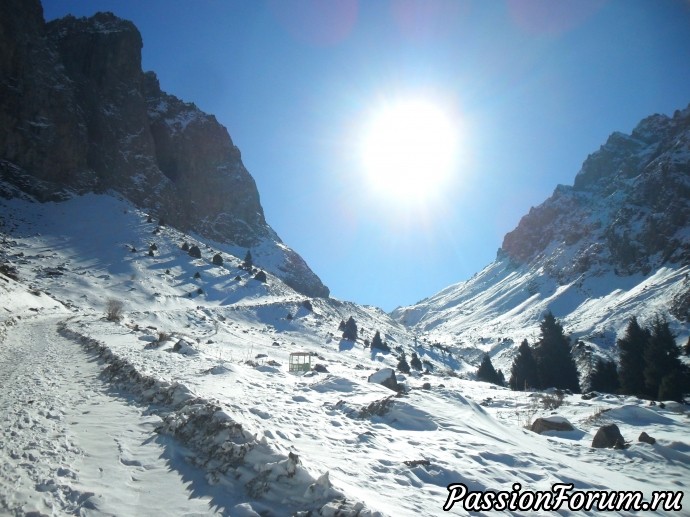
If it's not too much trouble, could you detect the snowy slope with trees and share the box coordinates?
[1,188,689,516]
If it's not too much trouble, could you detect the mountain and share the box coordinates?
[393,106,690,375]
[0,0,328,298]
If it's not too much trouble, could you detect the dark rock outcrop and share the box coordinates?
[0,1,329,298]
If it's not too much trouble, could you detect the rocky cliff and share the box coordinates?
[0,0,328,298]
[502,107,690,281]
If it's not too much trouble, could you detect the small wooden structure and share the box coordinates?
[289,352,311,373]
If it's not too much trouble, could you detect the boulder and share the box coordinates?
[592,423,626,449]
[368,368,399,392]
[172,339,198,356]
[530,416,575,434]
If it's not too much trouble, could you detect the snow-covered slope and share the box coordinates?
[393,106,690,376]
[2,182,689,516]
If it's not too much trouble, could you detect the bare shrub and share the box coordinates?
[105,299,124,321]
[541,391,565,410]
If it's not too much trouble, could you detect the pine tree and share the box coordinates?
[338,320,346,332]
[644,315,684,400]
[371,330,383,349]
[397,351,410,374]
[589,358,620,393]
[617,317,649,397]
[243,249,253,269]
[684,336,690,356]
[410,352,423,371]
[509,339,539,391]
[533,312,580,392]
[477,353,501,385]
[342,316,358,341]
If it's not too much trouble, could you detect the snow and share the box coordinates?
[1,192,689,515]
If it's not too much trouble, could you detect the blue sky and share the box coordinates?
[42,0,690,311]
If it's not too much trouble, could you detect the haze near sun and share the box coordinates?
[360,97,460,204]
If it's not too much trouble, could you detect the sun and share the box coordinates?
[360,97,459,203]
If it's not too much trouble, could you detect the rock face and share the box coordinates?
[0,1,329,298]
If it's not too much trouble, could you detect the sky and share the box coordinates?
[41,0,690,312]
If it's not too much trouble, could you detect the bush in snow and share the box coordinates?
[410,352,423,371]
[194,271,201,279]
[105,298,124,321]
[254,270,267,283]
[212,253,223,266]
[188,245,202,258]
[181,241,190,251]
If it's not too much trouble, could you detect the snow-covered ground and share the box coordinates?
[1,192,689,516]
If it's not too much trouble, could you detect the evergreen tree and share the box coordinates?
[533,312,580,392]
[617,317,649,397]
[509,339,539,391]
[338,320,346,332]
[397,351,410,374]
[477,353,502,385]
[684,336,690,356]
[410,352,423,371]
[589,358,620,393]
[342,316,358,341]
[371,330,383,349]
[644,315,684,400]
[243,249,253,269]
[496,369,506,386]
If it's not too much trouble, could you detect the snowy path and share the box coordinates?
[0,316,220,516]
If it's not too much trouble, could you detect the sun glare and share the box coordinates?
[360,97,459,203]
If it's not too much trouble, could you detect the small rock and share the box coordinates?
[638,431,656,445]
[422,382,431,390]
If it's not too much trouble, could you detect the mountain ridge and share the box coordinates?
[393,105,690,373]
[0,1,329,298]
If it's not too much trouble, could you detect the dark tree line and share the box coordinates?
[617,316,688,401]
[508,312,580,393]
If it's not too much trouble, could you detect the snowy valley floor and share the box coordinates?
[2,312,689,516]
[0,316,230,516]
[1,194,689,516]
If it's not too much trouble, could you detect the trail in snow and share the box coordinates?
[0,316,221,516]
